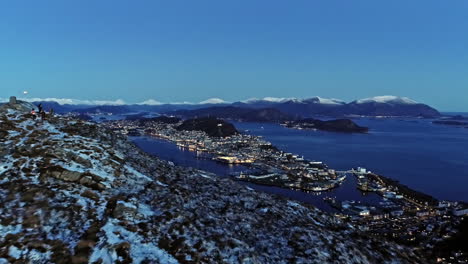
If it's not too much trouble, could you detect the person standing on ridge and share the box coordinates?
[40,110,46,121]
[37,103,43,114]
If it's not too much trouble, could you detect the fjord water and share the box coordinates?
[233,118,468,202]
[131,116,468,207]
[131,136,248,176]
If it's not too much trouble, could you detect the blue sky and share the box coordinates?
[0,1,467,111]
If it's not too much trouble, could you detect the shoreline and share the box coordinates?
[148,130,347,193]
[129,123,445,208]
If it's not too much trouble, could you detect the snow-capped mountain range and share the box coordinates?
[0,95,419,106]
[353,96,418,105]
[232,96,439,117]
[0,95,440,117]
[242,96,346,105]
[240,95,421,106]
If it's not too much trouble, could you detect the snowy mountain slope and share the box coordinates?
[343,96,439,117]
[302,96,346,105]
[0,103,425,263]
[354,96,418,105]
[23,95,440,117]
[224,96,439,117]
[241,96,345,105]
[250,96,438,117]
[242,97,298,104]
[198,98,228,104]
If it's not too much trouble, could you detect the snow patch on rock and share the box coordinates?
[90,219,178,264]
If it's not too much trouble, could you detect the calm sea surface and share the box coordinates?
[129,116,468,209]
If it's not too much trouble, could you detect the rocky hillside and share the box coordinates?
[0,103,425,263]
[177,117,238,137]
[284,118,369,133]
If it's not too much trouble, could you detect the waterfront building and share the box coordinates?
[359,210,370,216]
[453,207,468,216]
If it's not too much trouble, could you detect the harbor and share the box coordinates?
[106,118,346,194]
[129,135,382,212]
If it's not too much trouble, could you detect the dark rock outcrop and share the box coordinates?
[129,115,182,126]
[177,117,239,137]
[340,101,440,118]
[285,118,369,133]
[0,97,37,114]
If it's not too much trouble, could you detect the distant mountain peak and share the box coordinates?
[198,98,228,104]
[354,96,418,105]
[242,96,344,105]
[137,99,163,105]
[243,97,297,103]
[302,96,346,105]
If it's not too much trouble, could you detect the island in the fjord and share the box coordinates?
[433,120,468,126]
[176,117,239,137]
[431,115,468,128]
[168,106,369,133]
[282,118,369,133]
[126,114,182,125]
